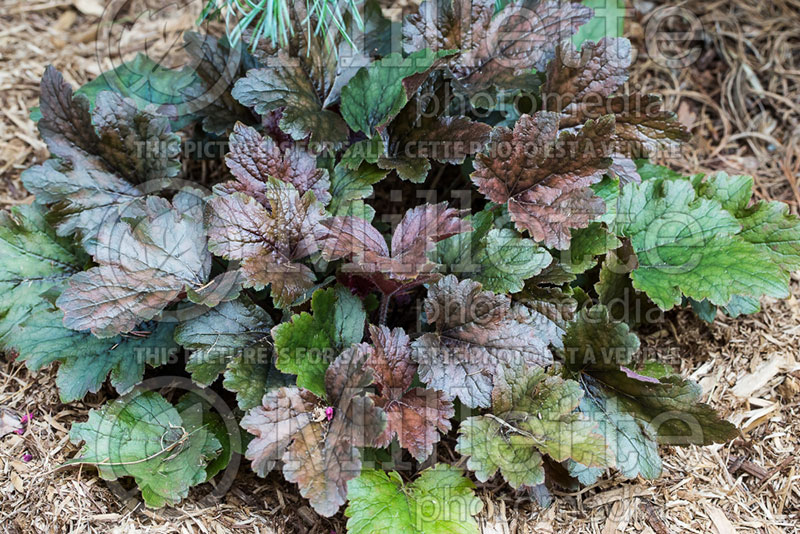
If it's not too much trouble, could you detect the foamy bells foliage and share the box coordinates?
[3,0,799,526]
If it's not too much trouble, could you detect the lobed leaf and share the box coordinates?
[319,202,471,289]
[206,178,325,308]
[68,391,222,508]
[57,194,211,337]
[0,204,87,338]
[346,465,482,534]
[560,305,737,483]
[411,275,553,408]
[340,49,456,137]
[471,112,614,250]
[434,209,551,293]
[456,363,609,488]
[543,38,690,181]
[9,306,176,403]
[220,122,331,205]
[365,325,454,461]
[241,346,385,516]
[175,297,274,386]
[403,0,592,97]
[21,67,184,253]
[271,286,366,397]
[615,176,790,309]
[327,161,388,219]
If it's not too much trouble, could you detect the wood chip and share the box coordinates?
[706,506,737,534]
[732,354,799,398]
[639,501,670,534]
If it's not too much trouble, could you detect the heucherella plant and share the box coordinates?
[3,0,799,528]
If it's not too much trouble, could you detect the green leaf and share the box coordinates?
[328,161,388,218]
[571,0,625,48]
[67,391,222,508]
[560,305,737,483]
[345,464,482,534]
[635,160,685,182]
[222,353,294,411]
[456,364,610,488]
[593,175,620,225]
[0,204,87,338]
[173,392,232,481]
[175,297,274,386]
[340,49,456,137]
[8,305,176,403]
[568,393,662,483]
[695,172,800,273]
[434,211,551,293]
[340,137,384,170]
[231,50,350,148]
[615,177,790,309]
[72,53,200,131]
[272,285,366,397]
[561,222,621,274]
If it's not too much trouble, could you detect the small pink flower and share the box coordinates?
[14,413,33,434]
[22,454,32,462]
[325,407,334,421]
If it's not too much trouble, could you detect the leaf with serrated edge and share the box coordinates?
[411,275,552,408]
[327,161,388,217]
[0,204,87,338]
[544,38,690,175]
[9,305,175,402]
[364,325,453,461]
[403,0,592,96]
[319,203,471,286]
[456,364,609,489]
[57,193,211,338]
[696,172,800,273]
[341,49,456,137]
[560,305,736,483]
[67,391,221,508]
[241,345,385,516]
[223,353,294,411]
[220,122,331,205]
[175,297,274,386]
[346,465,482,534]
[21,67,183,253]
[231,50,350,148]
[434,210,552,294]
[471,112,614,250]
[615,177,789,309]
[206,178,325,308]
[271,286,366,397]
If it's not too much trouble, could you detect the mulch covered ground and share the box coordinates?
[1,0,798,532]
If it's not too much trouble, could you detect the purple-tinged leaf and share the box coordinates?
[471,111,614,250]
[206,179,325,308]
[221,122,330,205]
[242,345,385,516]
[411,275,553,408]
[364,325,453,461]
[57,194,211,337]
[403,0,592,96]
